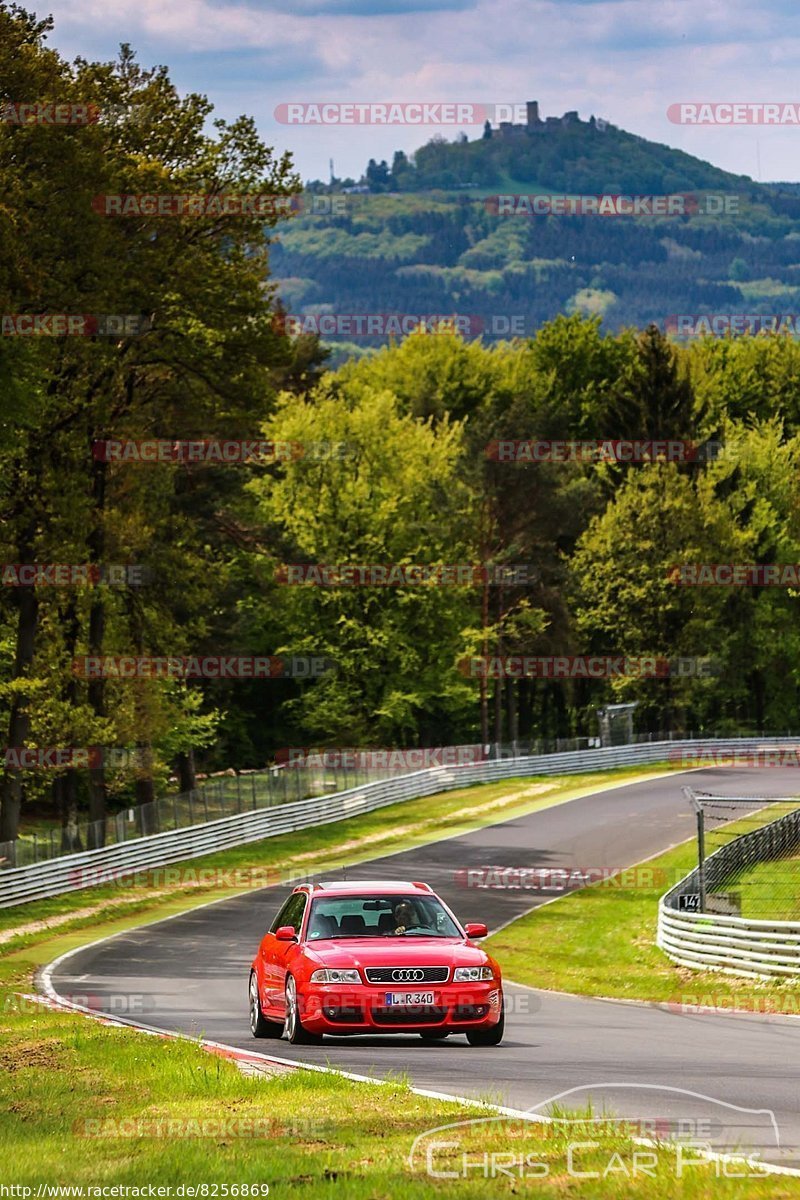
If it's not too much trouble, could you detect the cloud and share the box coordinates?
[37,0,800,181]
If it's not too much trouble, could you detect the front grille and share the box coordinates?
[373,1005,448,1025]
[365,966,450,984]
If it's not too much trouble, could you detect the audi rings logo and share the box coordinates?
[391,968,425,982]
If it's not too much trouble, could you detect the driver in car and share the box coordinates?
[392,899,417,934]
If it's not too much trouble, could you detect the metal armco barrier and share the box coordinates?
[657,904,800,978]
[2,736,799,909]
[658,790,800,979]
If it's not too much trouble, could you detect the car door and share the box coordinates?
[259,894,297,1014]
[261,893,307,1015]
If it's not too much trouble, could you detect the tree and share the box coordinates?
[247,380,475,746]
[366,158,390,193]
[0,5,299,844]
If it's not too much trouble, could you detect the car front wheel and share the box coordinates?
[284,975,323,1045]
[466,1003,505,1046]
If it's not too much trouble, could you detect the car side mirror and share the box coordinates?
[464,922,488,939]
[276,925,297,941]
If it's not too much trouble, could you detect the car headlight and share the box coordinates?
[453,966,494,982]
[309,968,361,984]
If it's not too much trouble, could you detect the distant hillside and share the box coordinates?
[361,109,759,195]
[271,113,800,360]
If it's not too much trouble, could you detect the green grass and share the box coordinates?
[3,760,800,1192]
[0,929,794,1193]
[728,853,800,920]
[0,763,685,953]
[701,800,800,920]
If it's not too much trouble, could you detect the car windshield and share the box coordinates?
[306,894,461,940]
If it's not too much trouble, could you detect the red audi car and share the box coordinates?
[248,880,504,1045]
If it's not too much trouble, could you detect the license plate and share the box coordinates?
[385,991,435,1006]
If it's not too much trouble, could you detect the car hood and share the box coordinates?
[303,936,493,971]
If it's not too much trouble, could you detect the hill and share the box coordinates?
[270,109,800,360]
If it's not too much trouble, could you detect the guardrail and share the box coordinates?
[0,759,408,870]
[0,729,715,870]
[657,792,800,979]
[2,735,799,910]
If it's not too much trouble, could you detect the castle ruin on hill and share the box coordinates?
[495,102,613,138]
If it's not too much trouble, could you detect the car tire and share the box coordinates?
[249,971,282,1038]
[284,975,324,1045]
[420,1031,449,1040]
[466,1003,505,1047]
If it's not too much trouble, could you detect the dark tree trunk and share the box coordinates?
[87,438,108,839]
[127,590,157,833]
[480,570,489,748]
[493,674,503,747]
[506,678,518,750]
[55,771,83,852]
[493,583,505,749]
[0,575,39,848]
[518,678,532,742]
[59,600,98,848]
[176,749,196,794]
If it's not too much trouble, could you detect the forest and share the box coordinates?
[2,3,800,846]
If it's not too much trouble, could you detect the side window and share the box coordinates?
[269,896,295,934]
[270,892,306,934]
[286,893,307,935]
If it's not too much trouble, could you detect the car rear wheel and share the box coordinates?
[249,971,282,1038]
[284,975,324,1044]
[466,1003,505,1047]
[420,1031,449,1040]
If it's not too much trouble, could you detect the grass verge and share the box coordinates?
[2,762,799,1192]
[731,854,800,920]
[0,928,794,1193]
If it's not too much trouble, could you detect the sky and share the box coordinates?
[35,0,800,184]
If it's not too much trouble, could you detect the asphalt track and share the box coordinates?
[47,766,800,1171]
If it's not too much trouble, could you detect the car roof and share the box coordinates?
[294,880,434,896]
